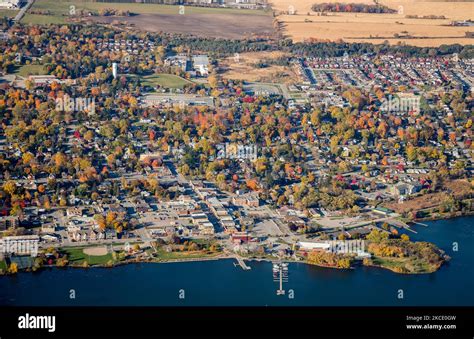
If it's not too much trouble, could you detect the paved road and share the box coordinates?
[135,227,153,246]
[40,237,131,250]
[319,214,400,233]
[13,0,34,22]
[11,170,158,185]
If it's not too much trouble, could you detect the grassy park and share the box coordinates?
[371,255,439,274]
[153,248,220,261]
[21,13,67,25]
[0,9,16,18]
[62,247,113,265]
[140,74,194,89]
[12,64,47,77]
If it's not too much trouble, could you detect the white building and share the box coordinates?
[297,241,331,251]
[112,63,118,79]
[192,55,209,76]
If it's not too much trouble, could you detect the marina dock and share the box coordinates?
[234,256,251,270]
[387,219,418,233]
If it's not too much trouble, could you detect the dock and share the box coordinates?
[387,218,418,234]
[402,226,418,233]
[234,256,251,270]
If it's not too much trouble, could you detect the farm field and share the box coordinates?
[89,12,274,39]
[270,0,474,47]
[23,1,275,39]
[28,0,266,16]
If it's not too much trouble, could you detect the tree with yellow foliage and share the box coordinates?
[3,180,16,196]
[8,262,18,274]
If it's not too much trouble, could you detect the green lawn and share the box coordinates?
[154,249,218,260]
[191,238,212,246]
[21,13,67,25]
[111,241,140,246]
[0,9,17,18]
[372,256,435,274]
[139,74,194,89]
[23,0,268,24]
[12,64,47,77]
[62,247,113,265]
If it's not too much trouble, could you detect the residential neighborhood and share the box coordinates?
[0,0,470,297]
[0,0,472,336]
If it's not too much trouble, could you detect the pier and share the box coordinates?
[387,218,418,234]
[234,256,251,270]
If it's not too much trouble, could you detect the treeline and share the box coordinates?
[165,35,275,57]
[311,2,397,14]
[162,34,474,59]
[164,34,474,59]
[307,251,353,269]
[406,15,446,20]
[98,8,132,16]
[289,41,474,59]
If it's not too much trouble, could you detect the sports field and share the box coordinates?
[63,247,113,265]
[140,74,194,89]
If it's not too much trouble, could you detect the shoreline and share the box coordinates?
[0,253,444,276]
[1,214,470,276]
[412,211,474,223]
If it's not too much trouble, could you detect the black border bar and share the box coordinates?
[0,306,472,338]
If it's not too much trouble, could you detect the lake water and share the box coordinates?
[0,216,472,306]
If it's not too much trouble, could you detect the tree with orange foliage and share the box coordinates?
[246,179,259,191]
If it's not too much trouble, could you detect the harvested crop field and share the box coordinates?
[270,0,474,47]
[90,12,275,39]
[26,0,275,40]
